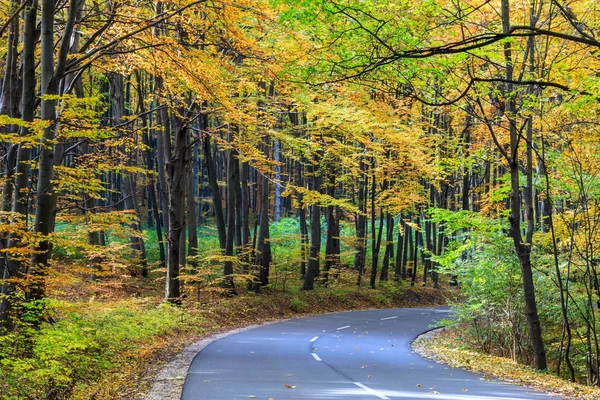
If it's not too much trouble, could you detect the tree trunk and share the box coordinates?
[369,170,385,288]
[273,139,282,222]
[296,160,308,278]
[394,216,404,281]
[0,0,36,323]
[355,159,367,285]
[324,169,340,284]
[203,134,226,248]
[410,215,420,286]
[303,158,321,290]
[30,0,78,300]
[222,145,237,291]
[255,167,271,288]
[240,161,251,272]
[187,141,199,269]
[501,0,546,371]
[381,213,394,282]
[165,116,189,302]
[0,0,20,214]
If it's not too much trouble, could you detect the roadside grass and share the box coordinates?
[413,327,600,400]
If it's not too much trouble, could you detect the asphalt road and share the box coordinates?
[182,307,560,400]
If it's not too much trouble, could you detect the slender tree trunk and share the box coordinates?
[394,216,404,281]
[303,157,321,290]
[165,114,189,302]
[462,111,473,211]
[410,215,420,286]
[187,142,199,269]
[324,168,340,284]
[369,171,385,288]
[255,166,271,288]
[273,139,282,222]
[109,73,147,275]
[233,155,242,250]
[381,213,394,282]
[136,71,165,268]
[354,160,367,285]
[401,220,410,279]
[30,0,78,300]
[0,0,20,214]
[240,161,251,272]
[0,0,35,323]
[223,144,237,291]
[423,209,431,285]
[501,0,546,371]
[203,134,226,249]
[297,160,308,278]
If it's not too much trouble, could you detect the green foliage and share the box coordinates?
[288,296,307,312]
[0,299,201,399]
[430,210,531,360]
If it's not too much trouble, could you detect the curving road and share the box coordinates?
[182,307,560,400]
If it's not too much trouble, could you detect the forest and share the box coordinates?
[1,0,600,398]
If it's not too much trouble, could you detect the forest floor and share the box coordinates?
[41,269,455,400]
[414,328,600,400]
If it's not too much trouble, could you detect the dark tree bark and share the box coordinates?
[394,216,404,281]
[355,160,368,285]
[303,157,321,290]
[164,114,189,302]
[233,153,242,250]
[203,134,226,249]
[423,210,432,285]
[273,139,282,222]
[410,215,421,287]
[461,111,473,211]
[0,0,20,214]
[297,160,308,278]
[402,219,410,280]
[255,164,271,288]
[187,140,199,268]
[380,213,394,282]
[369,169,385,288]
[223,144,237,291]
[240,161,251,272]
[324,168,340,284]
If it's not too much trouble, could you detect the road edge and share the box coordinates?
[143,321,280,400]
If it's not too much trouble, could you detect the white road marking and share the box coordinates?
[353,382,390,399]
[337,325,351,330]
[310,336,319,342]
[380,316,398,320]
[311,353,322,361]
